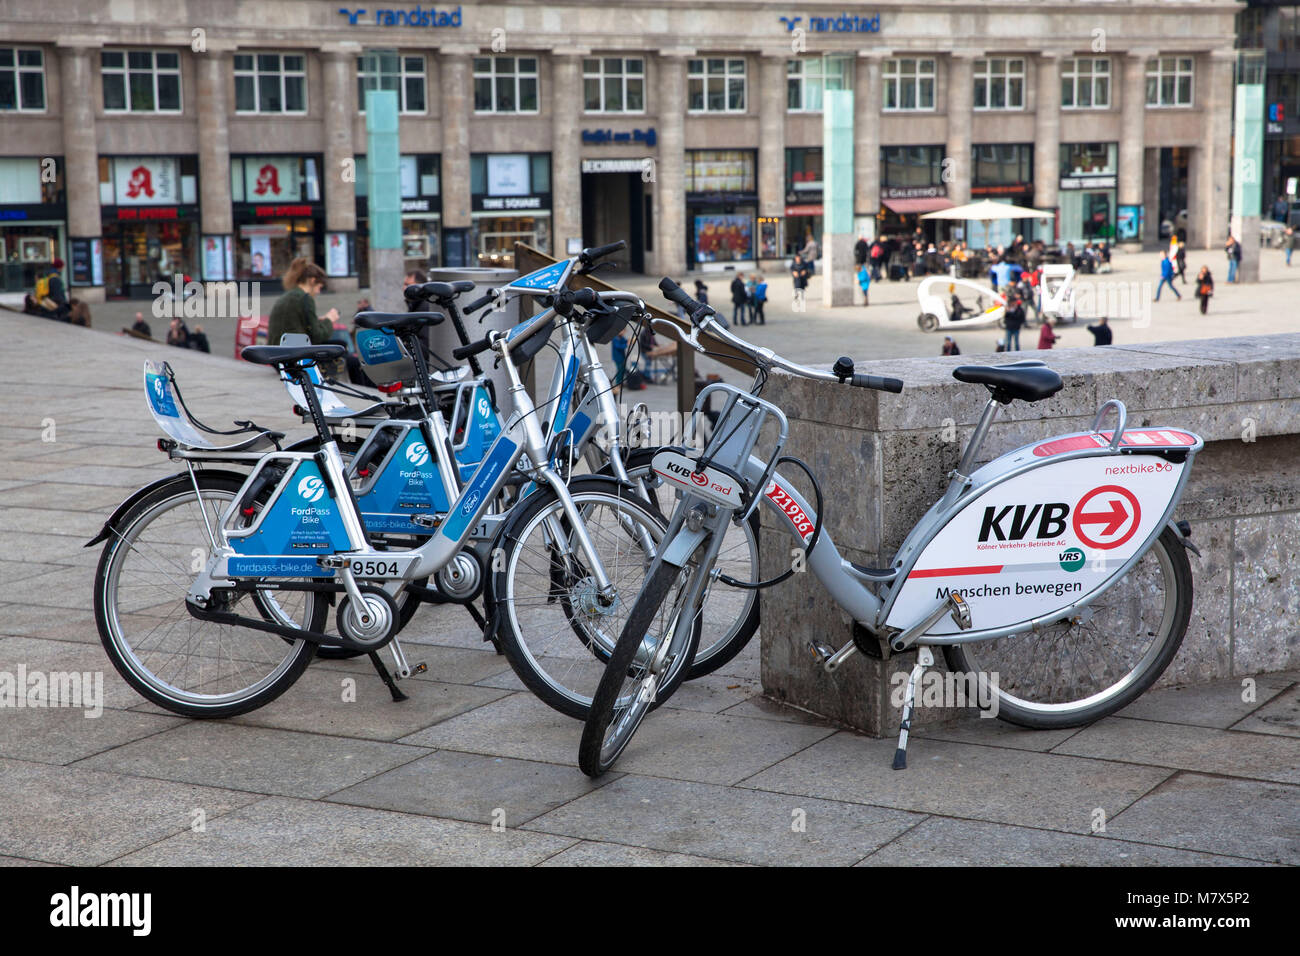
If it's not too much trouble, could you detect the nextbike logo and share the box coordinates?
[977,485,1141,551]
[298,475,326,503]
[405,442,429,467]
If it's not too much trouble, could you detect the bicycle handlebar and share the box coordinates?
[657,277,904,394]
[579,240,627,265]
[452,335,493,360]
[463,292,495,314]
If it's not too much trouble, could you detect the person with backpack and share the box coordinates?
[730,273,748,326]
[869,239,885,280]
[752,274,768,324]
[28,259,69,320]
[1002,292,1026,351]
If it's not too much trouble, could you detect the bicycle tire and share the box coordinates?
[943,526,1193,729]
[579,558,700,777]
[601,446,761,679]
[490,476,680,719]
[94,472,321,718]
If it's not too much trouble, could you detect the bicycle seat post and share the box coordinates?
[953,396,1002,483]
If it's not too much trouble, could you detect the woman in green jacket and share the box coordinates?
[267,257,339,345]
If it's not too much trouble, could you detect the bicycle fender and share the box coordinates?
[660,525,709,568]
[85,469,250,548]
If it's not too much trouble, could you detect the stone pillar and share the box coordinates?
[1033,52,1061,238]
[1193,51,1235,251]
[654,51,689,277]
[1119,50,1150,251]
[944,52,977,207]
[440,50,474,232]
[758,52,787,227]
[321,46,359,291]
[854,51,886,220]
[551,51,586,257]
[58,42,103,302]
[195,49,233,237]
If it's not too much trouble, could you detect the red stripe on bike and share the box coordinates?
[907,565,1003,578]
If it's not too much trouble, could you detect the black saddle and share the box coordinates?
[242,343,346,367]
[952,360,1064,404]
[354,310,446,332]
[405,281,475,303]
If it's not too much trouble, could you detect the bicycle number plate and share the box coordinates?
[651,451,742,509]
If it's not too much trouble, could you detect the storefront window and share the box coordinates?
[471,152,552,261]
[784,147,823,256]
[685,150,756,266]
[1059,143,1117,244]
[684,150,756,194]
[881,146,945,188]
[102,221,197,294]
[1060,143,1117,177]
[235,219,315,280]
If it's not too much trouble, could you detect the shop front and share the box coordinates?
[1059,142,1118,245]
[685,149,757,271]
[231,155,324,289]
[355,153,442,285]
[98,155,200,299]
[470,152,551,267]
[783,146,823,257]
[969,143,1045,246]
[0,156,66,294]
[879,145,951,241]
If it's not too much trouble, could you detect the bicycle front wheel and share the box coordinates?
[94,472,322,718]
[943,525,1193,728]
[579,558,700,777]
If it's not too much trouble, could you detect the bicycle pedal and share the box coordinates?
[946,592,972,630]
[411,514,441,529]
[807,640,836,664]
[406,662,428,677]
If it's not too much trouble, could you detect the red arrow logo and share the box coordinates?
[1072,485,1141,550]
[1077,499,1128,536]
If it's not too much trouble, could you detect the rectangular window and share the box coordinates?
[786,56,850,112]
[472,56,538,113]
[1061,56,1110,109]
[583,57,645,113]
[881,145,946,187]
[1145,56,1194,108]
[0,48,46,112]
[357,51,426,113]
[687,57,747,113]
[684,150,756,193]
[234,53,306,114]
[882,58,936,112]
[973,57,1025,110]
[102,49,181,113]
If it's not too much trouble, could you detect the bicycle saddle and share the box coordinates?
[952,360,1064,404]
[242,343,346,367]
[405,281,475,303]
[354,310,446,332]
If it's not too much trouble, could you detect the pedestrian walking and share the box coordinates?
[752,274,767,324]
[694,279,709,305]
[1087,316,1113,346]
[730,273,748,325]
[857,261,871,306]
[1174,237,1187,284]
[1155,252,1181,301]
[1286,227,1295,266]
[1037,317,1059,350]
[854,235,869,270]
[869,239,884,281]
[745,272,758,322]
[1195,265,1214,314]
[1002,293,1026,351]
[1225,234,1242,283]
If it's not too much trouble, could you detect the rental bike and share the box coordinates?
[578,277,1202,776]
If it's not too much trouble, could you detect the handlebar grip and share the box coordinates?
[452,335,493,360]
[463,293,494,314]
[571,287,598,308]
[657,277,708,325]
[852,374,904,393]
[583,240,627,261]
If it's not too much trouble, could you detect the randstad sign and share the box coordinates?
[779,13,881,33]
[337,5,463,27]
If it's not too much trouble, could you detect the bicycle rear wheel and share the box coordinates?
[943,526,1192,728]
[579,558,700,777]
[94,472,322,718]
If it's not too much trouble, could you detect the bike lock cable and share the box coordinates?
[717,454,824,591]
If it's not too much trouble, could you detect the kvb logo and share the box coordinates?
[405,442,430,467]
[125,165,154,199]
[254,163,281,196]
[298,475,326,503]
[977,484,1142,551]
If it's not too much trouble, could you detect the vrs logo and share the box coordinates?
[298,475,326,503]
[405,442,430,467]
[1059,548,1086,572]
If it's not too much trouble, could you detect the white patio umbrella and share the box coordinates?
[922,199,1055,249]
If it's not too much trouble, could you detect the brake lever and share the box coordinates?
[650,317,706,354]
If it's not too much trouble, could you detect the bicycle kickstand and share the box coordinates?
[893,646,935,771]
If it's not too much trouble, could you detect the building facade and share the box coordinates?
[0,0,1240,300]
